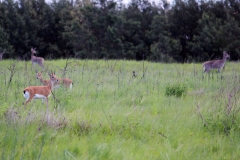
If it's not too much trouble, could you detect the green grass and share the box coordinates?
[1,59,240,159]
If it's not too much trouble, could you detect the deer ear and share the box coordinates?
[41,71,43,73]
[35,70,38,73]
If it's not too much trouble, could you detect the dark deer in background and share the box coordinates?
[31,48,44,67]
[0,50,5,60]
[203,51,230,73]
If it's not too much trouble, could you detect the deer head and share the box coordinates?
[31,48,37,55]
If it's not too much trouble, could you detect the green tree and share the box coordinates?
[0,1,12,56]
[2,0,24,58]
[168,0,201,62]
[148,15,181,62]
[190,12,240,61]
[77,0,124,59]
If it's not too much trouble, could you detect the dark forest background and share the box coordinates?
[0,0,240,62]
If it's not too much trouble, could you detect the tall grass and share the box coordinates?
[1,59,240,159]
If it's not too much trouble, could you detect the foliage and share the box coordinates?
[0,103,8,118]
[1,60,240,159]
[0,0,240,61]
[165,82,187,97]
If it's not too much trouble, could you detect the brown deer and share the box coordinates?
[31,48,44,67]
[51,72,73,90]
[0,50,5,60]
[36,71,49,86]
[203,51,230,73]
[36,71,73,90]
[23,72,58,108]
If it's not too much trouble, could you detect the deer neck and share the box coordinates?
[48,81,55,90]
[31,54,37,59]
[39,77,47,84]
[222,56,228,62]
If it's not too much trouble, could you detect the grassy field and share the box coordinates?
[1,59,240,159]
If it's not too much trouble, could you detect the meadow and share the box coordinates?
[1,59,240,159]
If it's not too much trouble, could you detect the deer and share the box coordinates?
[31,48,44,68]
[36,71,73,89]
[36,71,50,86]
[23,72,58,108]
[202,51,230,73]
[51,72,73,89]
[0,50,5,60]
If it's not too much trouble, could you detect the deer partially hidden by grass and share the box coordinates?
[54,73,73,89]
[36,71,73,89]
[23,73,58,108]
[36,71,49,86]
[31,48,44,68]
[0,50,5,60]
[203,51,230,73]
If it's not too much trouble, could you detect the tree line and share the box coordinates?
[0,0,240,62]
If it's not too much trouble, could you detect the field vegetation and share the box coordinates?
[1,59,240,159]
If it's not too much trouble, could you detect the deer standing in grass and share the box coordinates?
[0,50,5,60]
[31,48,44,68]
[54,72,73,89]
[36,71,73,89]
[23,73,58,108]
[203,51,230,73]
[36,71,49,86]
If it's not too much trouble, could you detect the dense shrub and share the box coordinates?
[165,82,187,97]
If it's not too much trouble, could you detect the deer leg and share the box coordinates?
[203,67,209,73]
[45,97,49,115]
[217,66,221,73]
[204,68,209,73]
[24,95,34,106]
[44,97,51,122]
